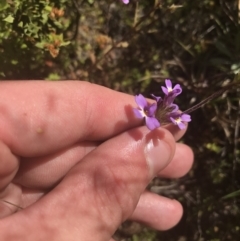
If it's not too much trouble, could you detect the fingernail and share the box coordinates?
[144,135,171,176]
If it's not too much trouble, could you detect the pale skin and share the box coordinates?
[0,81,194,241]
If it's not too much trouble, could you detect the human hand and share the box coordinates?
[0,81,193,241]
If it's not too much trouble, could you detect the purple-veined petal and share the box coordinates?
[165,79,172,89]
[172,84,182,95]
[161,79,182,97]
[170,116,177,125]
[161,86,169,95]
[122,0,129,4]
[133,108,144,119]
[135,94,147,109]
[148,103,157,116]
[177,122,186,129]
[181,114,191,122]
[161,79,173,95]
[170,113,191,130]
[145,117,160,130]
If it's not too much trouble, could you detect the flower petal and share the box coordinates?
[145,117,160,130]
[165,79,172,89]
[135,94,147,109]
[181,114,191,122]
[148,103,157,116]
[170,116,177,125]
[177,122,186,129]
[161,86,169,96]
[133,108,144,118]
[172,84,182,95]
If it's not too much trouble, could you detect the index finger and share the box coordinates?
[0,81,185,157]
[0,81,139,157]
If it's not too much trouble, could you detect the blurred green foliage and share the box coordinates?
[1,0,240,240]
[0,0,70,77]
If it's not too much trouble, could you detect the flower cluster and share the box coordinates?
[133,79,191,130]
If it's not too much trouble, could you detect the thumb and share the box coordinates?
[0,127,175,241]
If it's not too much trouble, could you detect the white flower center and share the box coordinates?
[175,117,182,124]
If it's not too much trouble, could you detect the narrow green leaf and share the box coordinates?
[221,190,240,200]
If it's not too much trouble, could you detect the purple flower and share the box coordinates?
[122,0,129,4]
[133,94,160,130]
[161,79,182,97]
[132,79,190,130]
[169,113,191,130]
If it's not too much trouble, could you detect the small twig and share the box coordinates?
[184,83,240,114]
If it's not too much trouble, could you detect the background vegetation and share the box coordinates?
[1,0,240,240]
